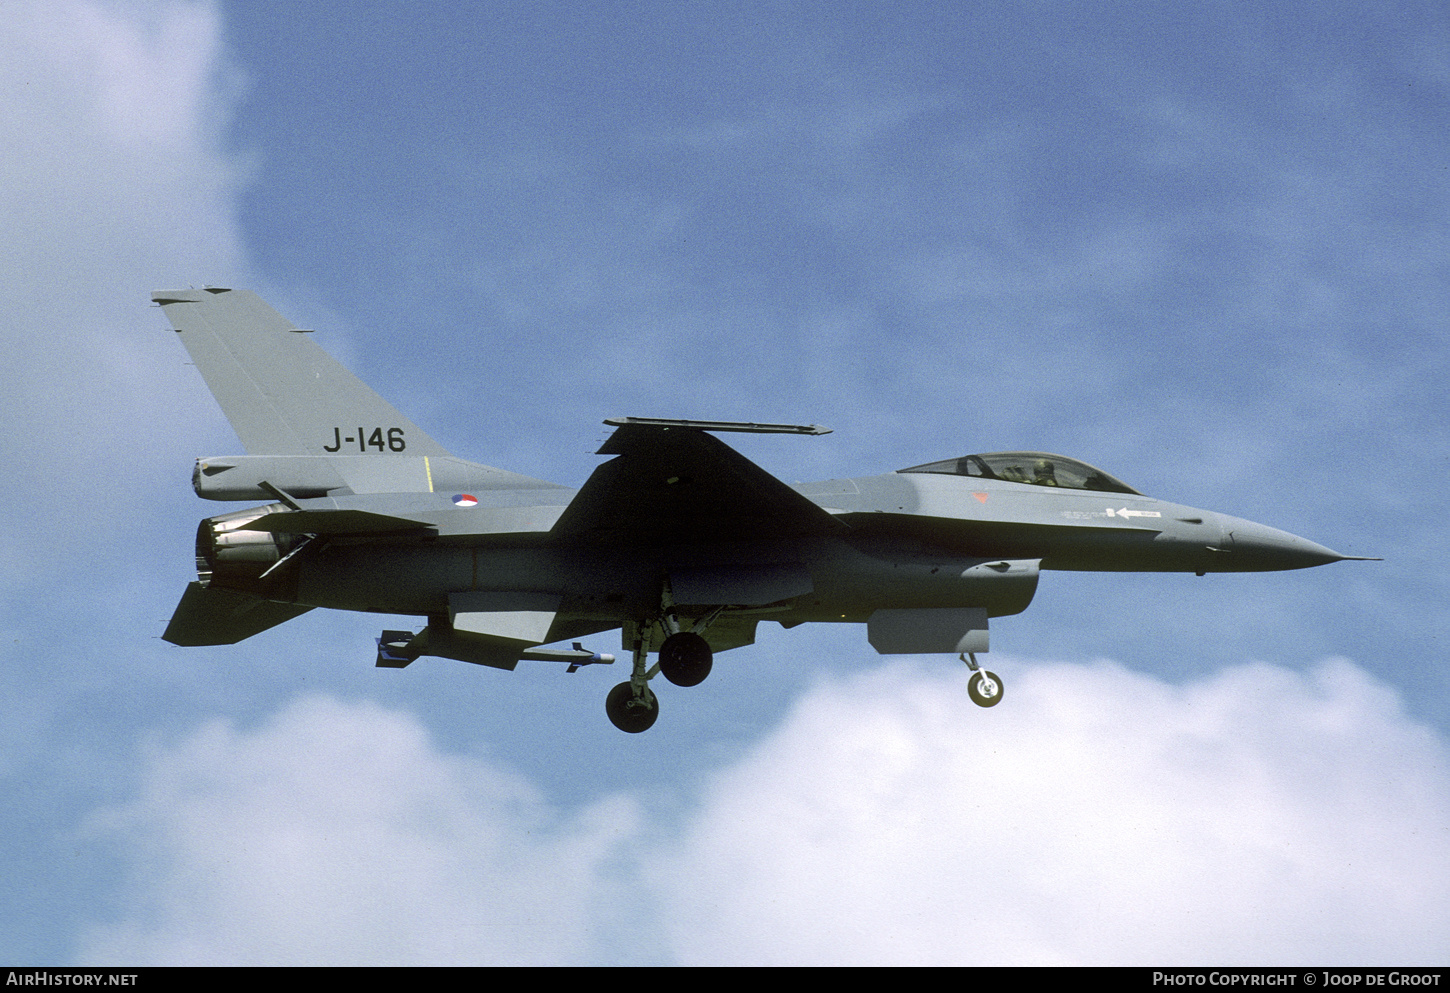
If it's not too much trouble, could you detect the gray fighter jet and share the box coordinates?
[155,288,1374,732]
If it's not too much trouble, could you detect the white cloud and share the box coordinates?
[656,658,1450,965]
[16,2,1440,968]
[79,695,639,965]
[0,0,245,282]
[78,661,1449,966]
[0,0,248,590]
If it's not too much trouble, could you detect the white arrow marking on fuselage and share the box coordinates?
[1107,507,1162,519]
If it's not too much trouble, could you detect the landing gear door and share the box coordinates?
[867,607,989,655]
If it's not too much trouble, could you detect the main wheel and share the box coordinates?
[968,670,1003,708]
[658,631,713,687]
[606,681,660,733]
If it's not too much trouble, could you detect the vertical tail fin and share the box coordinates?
[153,288,452,458]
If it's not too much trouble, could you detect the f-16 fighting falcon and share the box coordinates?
[155,288,1375,731]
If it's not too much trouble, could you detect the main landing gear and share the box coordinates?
[658,631,712,686]
[605,583,719,733]
[605,678,659,734]
[607,631,711,734]
[960,652,1004,708]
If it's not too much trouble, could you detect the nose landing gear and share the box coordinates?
[960,652,1004,708]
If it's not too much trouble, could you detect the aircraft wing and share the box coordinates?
[551,420,846,544]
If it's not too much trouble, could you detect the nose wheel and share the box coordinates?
[961,653,1004,708]
[967,670,1003,707]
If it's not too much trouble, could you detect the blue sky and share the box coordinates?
[3,0,1447,965]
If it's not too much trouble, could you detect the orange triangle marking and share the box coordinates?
[973,492,989,503]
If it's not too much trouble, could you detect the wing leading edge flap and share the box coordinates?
[551,423,846,544]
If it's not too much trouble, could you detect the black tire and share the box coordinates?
[968,670,1004,708]
[606,681,660,733]
[658,631,713,687]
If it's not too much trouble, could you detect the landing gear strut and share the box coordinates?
[605,679,659,733]
[604,580,721,732]
[657,582,716,687]
[606,632,660,733]
[960,652,1004,708]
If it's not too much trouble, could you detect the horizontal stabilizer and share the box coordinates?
[163,582,313,646]
[244,508,436,535]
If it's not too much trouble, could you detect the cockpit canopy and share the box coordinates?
[897,451,1141,495]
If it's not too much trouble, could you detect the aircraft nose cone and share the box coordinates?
[1218,516,1346,571]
